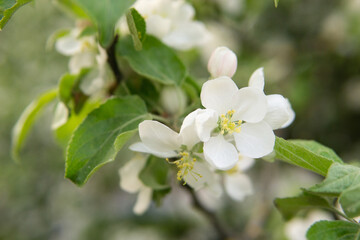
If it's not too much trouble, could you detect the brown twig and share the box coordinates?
[106,35,123,94]
[182,185,232,240]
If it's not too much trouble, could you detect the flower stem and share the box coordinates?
[182,185,232,240]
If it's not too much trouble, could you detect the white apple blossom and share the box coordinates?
[56,27,111,96]
[196,76,274,170]
[119,154,153,215]
[248,68,295,130]
[224,155,255,201]
[130,110,218,187]
[132,0,209,50]
[55,28,97,73]
[207,46,238,79]
[129,118,201,183]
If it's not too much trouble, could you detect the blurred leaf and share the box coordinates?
[0,0,33,30]
[54,0,88,18]
[118,35,187,86]
[126,8,146,50]
[75,0,135,47]
[153,188,171,206]
[274,137,343,176]
[274,0,279,8]
[306,220,360,240]
[58,70,88,106]
[139,156,170,190]
[309,163,360,218]
[274,192,332,220]
[12,88,58,162]
[65,96,150,186]
[58,69,91,113]
[78,25,97,38]
[46,28,71,50]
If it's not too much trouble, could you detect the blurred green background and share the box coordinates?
[1,0,360,239]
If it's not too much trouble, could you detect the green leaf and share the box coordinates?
[126,8,146,51]
[139,156,170,190]
[306,220,360,240]
[310,164,360,195]
[274,0,279,8]
[58,69,91,113]
[0,0,33,30]
[118,35,187,86]
[75,0,135,47]
[340,185,360,218]
[274,192,332,220]
[54,100,100,147]
[12,89,58,162]
[65,96,150,186]
[309,163,360,218]
[114,129,137,152]
[153,188,171,206]
[290,140,343,164]
[54,0,89,18]
[274,137,343,176]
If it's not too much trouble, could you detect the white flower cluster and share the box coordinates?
[55,21,109,96]
[118,0,209,51]
[119,46,295,214]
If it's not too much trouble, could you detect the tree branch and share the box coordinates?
[106,35,123,94]
[182,185,232,240]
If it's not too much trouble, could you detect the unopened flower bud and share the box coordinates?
[207,46,237,78]
[160,86,187,116]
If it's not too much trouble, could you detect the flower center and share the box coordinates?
[218,110,242,135]
[166,151,202,184]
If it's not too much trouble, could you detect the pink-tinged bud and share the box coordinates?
[207,46,237,78]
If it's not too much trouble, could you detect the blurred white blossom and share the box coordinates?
[284,210,333,240]
[132,0,209,50]
[224,155,255,201]
[119,154,153,215]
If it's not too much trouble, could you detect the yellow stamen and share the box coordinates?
[219,109,242,135]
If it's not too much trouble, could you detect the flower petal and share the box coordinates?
[237,155,255,172]
[224,173,253,201]
[201,76,238,114]
[264,94,295,130]
[55,33,82,56]
[231,87,267,123]
[139,120,181,156]
[146,15,172,39]
[179,109,202,148]
[195,109,218,142]
[203,135,239,170]
[248,67,264,91]
[133,186,152,215]
[51,102,69,130]
[184,161,214,191]
[233,121,275,158]
[119,155,147,193]
[129,142,178,158]
[162,21,208,50]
